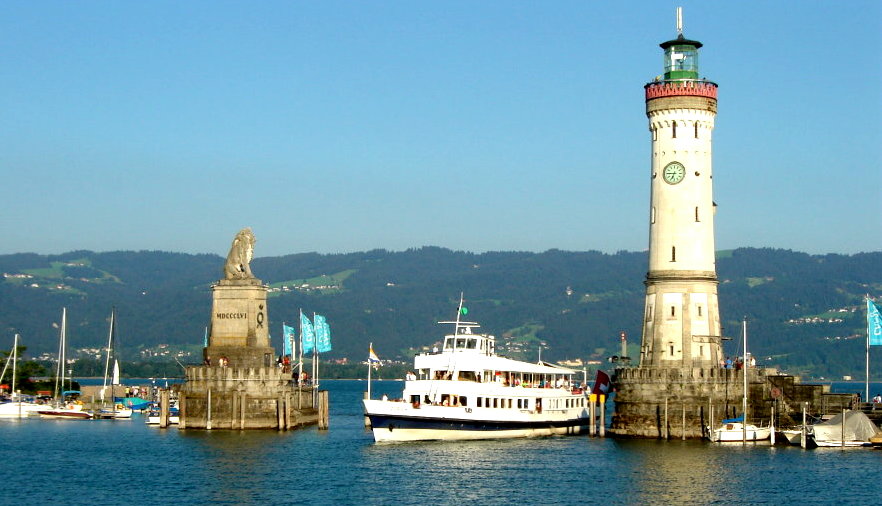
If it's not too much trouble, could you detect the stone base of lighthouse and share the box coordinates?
[610,366,855,438]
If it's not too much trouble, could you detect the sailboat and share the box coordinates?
[96,308,132,419]
[710,317,771,442]
[37,308,93,420]
[0,334,44,418]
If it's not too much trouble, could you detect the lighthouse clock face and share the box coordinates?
[663,161,686,184]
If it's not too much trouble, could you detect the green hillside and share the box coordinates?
[1,247,880,379]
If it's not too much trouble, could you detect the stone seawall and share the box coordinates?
[610,366,855,439]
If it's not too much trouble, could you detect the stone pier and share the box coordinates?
[610,366,855,438]
[178,365,317,430]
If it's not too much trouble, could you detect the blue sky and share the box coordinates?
[1,1,880,257]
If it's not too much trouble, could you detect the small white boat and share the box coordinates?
[363,295,593,442]
[0,334,44,418]
[36,403,93,420]
[779,428,809,446]
[146,411,179,425]
[96,402,133,419]
[711,421,771,442]
[0,398,44,418]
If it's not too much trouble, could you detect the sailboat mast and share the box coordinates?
[54,308,67,400]
[11,334,18,399]
[101,308,115,404]
[742,317,748,444]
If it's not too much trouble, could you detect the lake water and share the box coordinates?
[1,380,880,505]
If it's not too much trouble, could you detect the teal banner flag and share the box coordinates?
[869,299,882,346]
[315,314,332,353]
[282,324,295,356]
[301,312,315,354]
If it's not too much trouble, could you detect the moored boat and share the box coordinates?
[95,402,133,419]
[36,402,93,420]
[811,410,879,447]
[710,419,771,442]
[363,296,592,442]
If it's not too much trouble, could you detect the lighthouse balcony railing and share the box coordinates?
[645,79,718,100]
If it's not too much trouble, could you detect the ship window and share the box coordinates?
[460,396,467,407]
[672,121,677,138]
[492,398,498,408]
[467,338,477,349]
[456,338,467,349]
[444,338,453,350]
[477,397,482,408]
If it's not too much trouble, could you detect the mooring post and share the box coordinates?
[240,392,247,430]
[598,395,606,437]
[770,405,776,445]
[664,397,669,439]
[681,404,686,440]
[589,394,596,436]
[159,389,170,428]
[178,394,187,429]
[364,391,371,428]
[206,388,212,430]
[277,395,284,431]
[841,408,846,449]
[318,390,329,430]
[801,402,807,449]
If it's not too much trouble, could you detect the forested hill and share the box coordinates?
[1,247,880,379]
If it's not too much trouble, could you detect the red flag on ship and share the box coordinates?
[591,370,610,395]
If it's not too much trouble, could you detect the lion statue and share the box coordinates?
[223,228,257,280]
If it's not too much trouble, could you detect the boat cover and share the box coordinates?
[812,410,880,443]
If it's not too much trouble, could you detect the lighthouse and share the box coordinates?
[611,9,840,439]
[639,8,722,368]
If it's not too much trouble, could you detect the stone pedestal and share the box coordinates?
[178,228,327,430]
[179,365,318,430]
[204,278,274,369]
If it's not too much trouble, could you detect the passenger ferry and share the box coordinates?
[363,298,591,442]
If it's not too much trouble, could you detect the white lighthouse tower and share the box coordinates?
[639,9,722,368]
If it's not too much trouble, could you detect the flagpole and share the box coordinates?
[367,342,372,400]
[867,295,871,403]
[313,312,319,389]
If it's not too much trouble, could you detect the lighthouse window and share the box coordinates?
[695,206,700,222]
[694,122,699,138]
[671,246,676,262]
[697,305,703,317]
[669,344,675,356]
[672,121,677,138]
[671,306,676,317]
[652,128,658,141]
